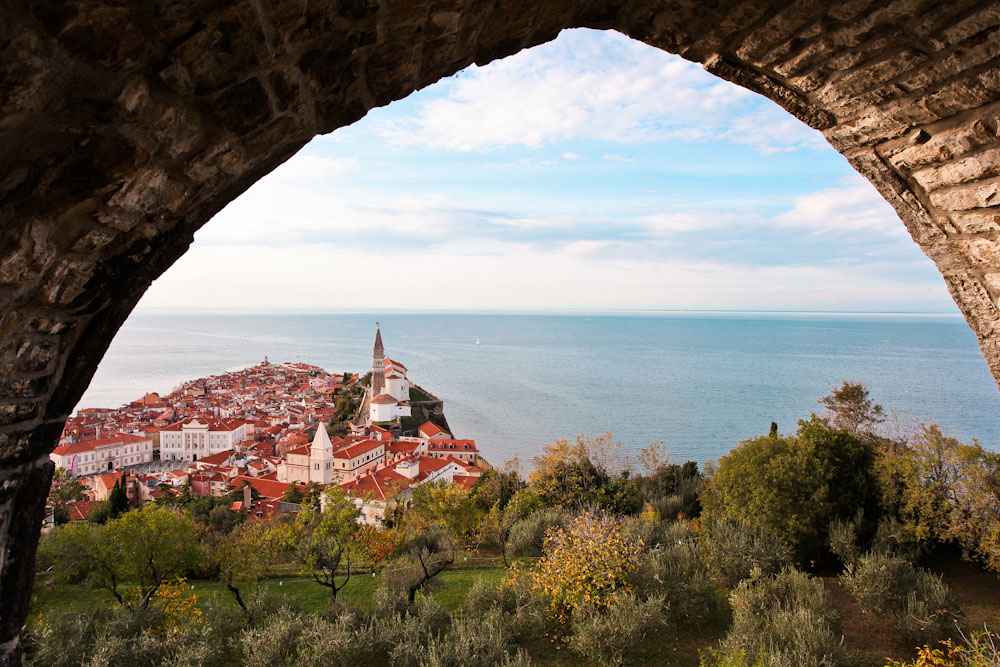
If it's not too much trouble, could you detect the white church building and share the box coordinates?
[368,325,412,424]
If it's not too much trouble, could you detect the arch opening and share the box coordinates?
[3,2,1000,662]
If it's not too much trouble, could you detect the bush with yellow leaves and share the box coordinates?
[508,510,643,623]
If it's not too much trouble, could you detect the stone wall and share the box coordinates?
[2,0,1000,662]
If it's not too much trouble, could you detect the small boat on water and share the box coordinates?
[476,338,480,345]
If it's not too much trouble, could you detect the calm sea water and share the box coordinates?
[77,311,1000,465]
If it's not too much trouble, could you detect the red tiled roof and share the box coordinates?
[194,450,235,466]
[230,475,299,500]
[418,421,448,437]
[335,439,384,460]
[371,393,398,405]
[52,432,150,456]
[426,439,478,452]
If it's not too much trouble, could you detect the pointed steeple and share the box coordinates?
[373,322,384,356]
[311,422,333,452]
[371,323,385,398]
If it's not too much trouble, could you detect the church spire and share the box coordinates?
[373,321,384,356]
[371,323,385,397]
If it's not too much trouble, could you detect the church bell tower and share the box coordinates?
[371,323,385,397]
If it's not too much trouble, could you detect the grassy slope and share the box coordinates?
[28,561,1000,666]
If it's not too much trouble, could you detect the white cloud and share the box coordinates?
[140,239,952,312]
[775,175,909,238]
[563,152,582,160]
[378,29,825,154]
[603,153,635,162]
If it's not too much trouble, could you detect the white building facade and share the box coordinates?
[159,417,247,461]
[50,432,154,477]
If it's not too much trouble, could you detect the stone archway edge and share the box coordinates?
[2,1,999,663]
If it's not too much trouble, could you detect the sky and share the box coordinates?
[139,28,958,314]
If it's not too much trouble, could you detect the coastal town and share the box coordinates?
[46,326,483,528]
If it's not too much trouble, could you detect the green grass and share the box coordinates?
[29,565,508,624]
[408,386,434,403]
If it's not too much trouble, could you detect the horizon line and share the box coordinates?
[131,306,964,317]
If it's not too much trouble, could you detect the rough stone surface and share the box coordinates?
[1,1,1000,662]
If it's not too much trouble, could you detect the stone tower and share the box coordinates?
[309,422,335,485]
[371,323,385,398]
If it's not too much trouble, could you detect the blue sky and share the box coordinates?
[140,29,957,313]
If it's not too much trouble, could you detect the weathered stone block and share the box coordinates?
[948,209,1000,235]
[929,176,1000,210]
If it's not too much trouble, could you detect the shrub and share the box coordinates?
[716,568,846,667]
[29,604,227,667]
[462,578,518,617]
[630,521,721,626]
[841,552,962,645]
[702,519,792,588]
[509,510,643,622]
[567,594,664,666]
[506,507,565,557]
[421,610,521,667]
[885,630,1000,667]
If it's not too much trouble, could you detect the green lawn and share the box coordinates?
[29,565,508,625]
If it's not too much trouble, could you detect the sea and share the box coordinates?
[77,310,1000,467]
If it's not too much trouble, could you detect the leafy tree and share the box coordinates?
[381,524,458,605]
[407,481,483,541]
[293,486,361,602]
[46,505,202,606]
[47,468,88,525]
[532,456,609,509]
[208,503,245,536]
[883,424,1000,565]
[216,519,288,623]
[712,568,846,666]
[702,417,880,563]
[819,380,886,441]
[470,468,525,512]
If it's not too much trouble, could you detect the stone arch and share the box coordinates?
[2,1,999,661]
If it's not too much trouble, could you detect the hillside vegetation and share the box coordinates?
[26,383,1000,667]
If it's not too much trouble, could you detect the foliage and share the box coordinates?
[108,477,130,519]
[637,460,704,520]
[567,594,664,666]
[422,610,526,667]
[701,519,793,588]
[41,505,202,606]
[470,468,525,512]
[506,507,566,558]
[379,524,458,605]
[715,568,846,667]
[879,424,1000,567]
[630,520,721,626]
[819,380,886,441]
[508,510,643,623]
[407,481,483,540]
[884,630,1000,667]
[530,432,638,510]
[293,486,362,602]
[47,469,88,525]
[215,519,289,623]
[702,417,880,562]
[840,552,962,645]
[29,588,222,666]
